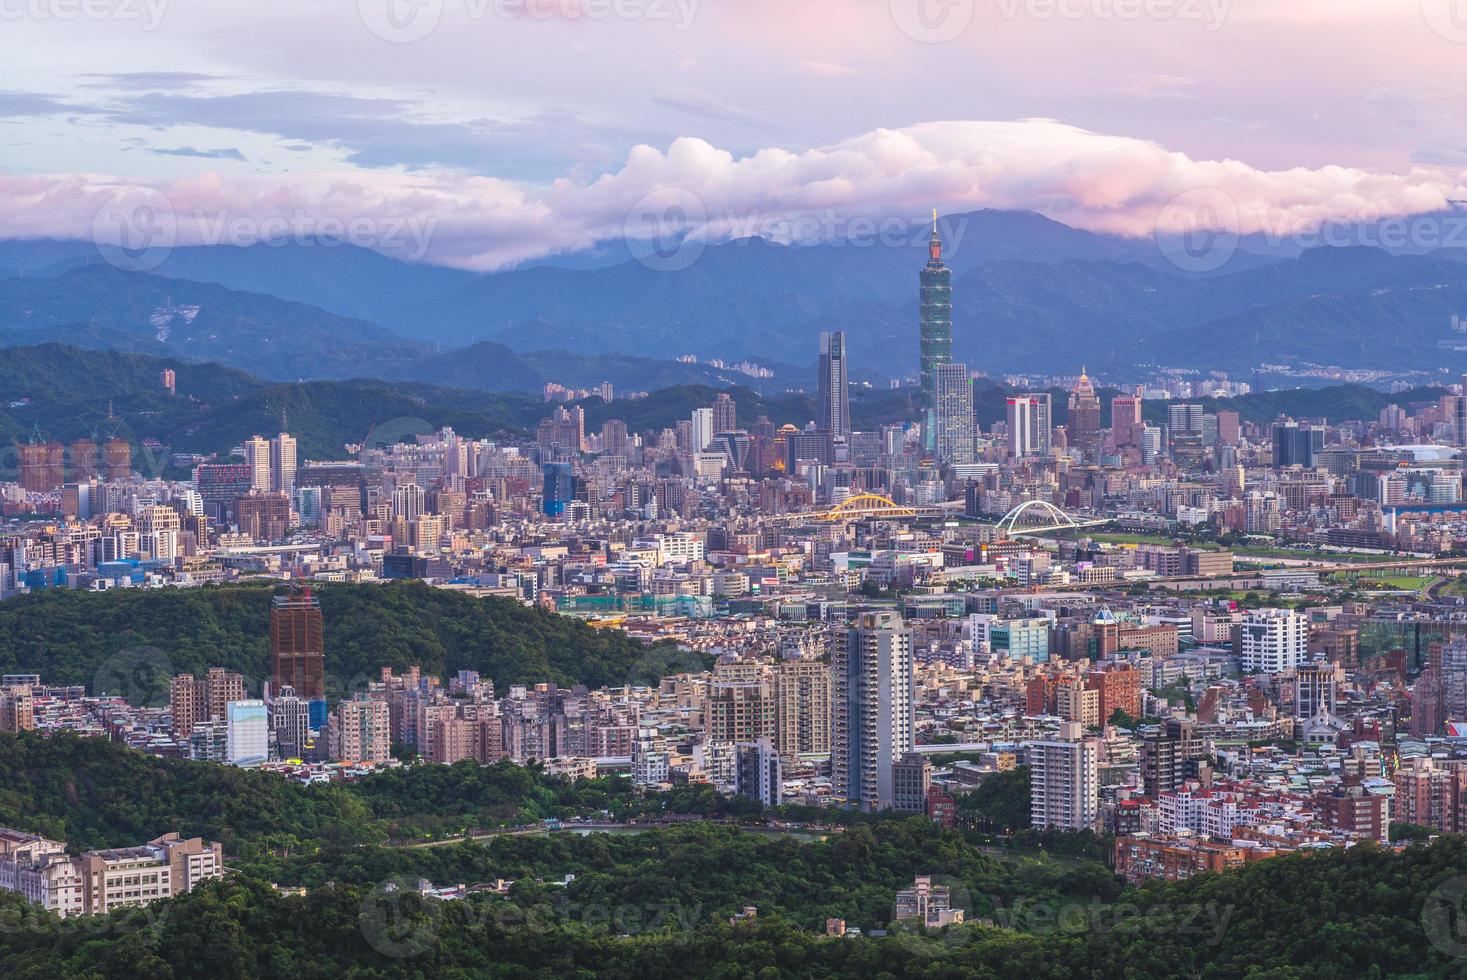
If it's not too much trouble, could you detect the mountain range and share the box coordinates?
[3,208,1467,383]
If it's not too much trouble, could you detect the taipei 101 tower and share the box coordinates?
[919,210,953,445]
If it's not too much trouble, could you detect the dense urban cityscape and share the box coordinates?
[3,208,1467,965]
[7,2,1467,977]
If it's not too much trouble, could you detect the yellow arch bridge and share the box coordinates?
[784,493,963,522]
[781,495,1110,537]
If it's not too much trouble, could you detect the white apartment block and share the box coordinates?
[1237,609,1308,673]
[1029,721,1100,831]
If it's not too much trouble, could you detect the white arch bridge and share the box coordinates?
[989,500,1110,538]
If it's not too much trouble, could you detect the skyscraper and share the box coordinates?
[919,211,952,431]
[1238,608,1308,673]
[270,588,325,702]
[712,392,738,434]
[542,462,576,518]
[225,699,269,767]
[1006,393,1052,460]
[1030,721,1100,830]
[1272,419,1324,469]
[934,362,975,464]
[1111,395,1143,451]
[832,611,914,811]
[690,408,714,451]
[1067,370,1102,463]
[268,433,297,495]
[773,660,831,758]
[817,331,851,438]
[243,436,270,493]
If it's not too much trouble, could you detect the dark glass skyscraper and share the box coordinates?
[542,461,576,517]
[817,331,850,438]
[919,211,953,406]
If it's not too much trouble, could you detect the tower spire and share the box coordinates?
[928,208,943,262]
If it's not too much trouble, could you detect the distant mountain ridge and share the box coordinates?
[0,266,794,392]
[4,208,1467,377]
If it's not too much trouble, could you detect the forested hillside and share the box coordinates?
[0,581,683,698]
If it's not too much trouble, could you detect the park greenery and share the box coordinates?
[3,734,1467,976]
[1,827,1465,977]
[0,580,692,700]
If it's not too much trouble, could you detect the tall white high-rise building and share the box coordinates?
[243,436,270,492]
[269,433,297,494]
[1029,720,1100,830]
[690,408,714,452]
[391,483,425,521]
[934,362,975,464]
[1005,393,1051,459]
[1141,425,1162,465]
[1238,608,1308,673]
[225,699,269,767]
[832,611,914,811]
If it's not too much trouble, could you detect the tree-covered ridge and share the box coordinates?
[0,343,543,460]
[0,581,680,697]
[249,818,1120,932]
[3,832,1467,978]
[0,733,650,854]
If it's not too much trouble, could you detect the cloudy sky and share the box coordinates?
[3,0,1467,268]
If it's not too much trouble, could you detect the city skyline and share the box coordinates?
[4,4,1467,974]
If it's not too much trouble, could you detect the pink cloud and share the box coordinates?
[5,118,1466,270]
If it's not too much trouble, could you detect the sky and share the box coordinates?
[3,0,1467,269]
